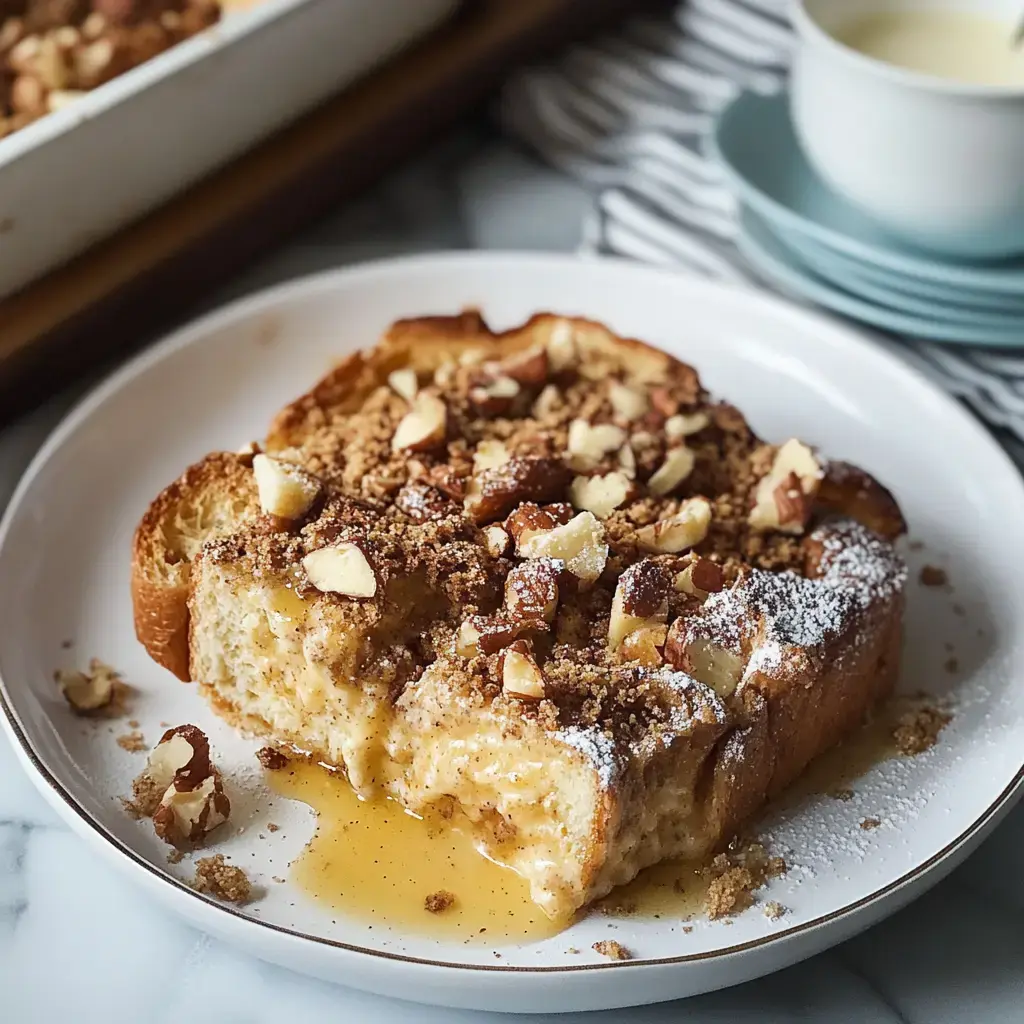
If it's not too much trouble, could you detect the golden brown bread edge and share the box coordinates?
[131,452,256,681]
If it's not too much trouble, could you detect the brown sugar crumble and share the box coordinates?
[167,849,185,865]
[123,768,164,819]
[860,818,882,831]
[256,746,290,770]
[682,925,694,934]
[424,890,456,914]
[829,788,855,802]
[764,901,785,921]
[592,940,632,961]
[192,855,253,904]
[893,705,952,756]
[116,730,146,753]
[267,822,280,833]
[703,841,786,920]
[919,565,948,588]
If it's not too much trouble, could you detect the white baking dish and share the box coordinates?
[0,0,458,300]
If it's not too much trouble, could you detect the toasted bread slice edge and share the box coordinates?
[131,452,256,680]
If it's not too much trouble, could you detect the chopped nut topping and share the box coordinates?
[392,393,447,452]
[252,454,320,519]
[569,471,633,519]
[620,625,668,667]
[518,510,608,582]
[608,380,648,421]
[617,443,637,479]
[566,419,627,472]
[674,557,724,599]
[665,411,710,439]
[482,524,511,558]
[499,640,546,700]
[472,439,511,472]
[647,446,696,496]
[748,439,823,534]
[470,374,521,416]
[302,543,377,598]
[504,558,561,625]
[608,560,670,650]
[387,367,418,402]
[456,615,518,657]
[464,456,571,524]
[532,383,562,419]
[636,497,712,553]
[501,346,548,386]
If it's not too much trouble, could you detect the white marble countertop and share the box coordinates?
[3,129,1024,1024]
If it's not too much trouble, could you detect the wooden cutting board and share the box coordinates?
[0,0,649,425]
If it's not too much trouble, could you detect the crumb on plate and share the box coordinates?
[592,940,632,961]
[192,855,252,903]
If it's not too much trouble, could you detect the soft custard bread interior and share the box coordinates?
[134,311,908,918]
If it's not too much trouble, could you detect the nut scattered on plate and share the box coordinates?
[55,657,125,715]
[126,724,230,847]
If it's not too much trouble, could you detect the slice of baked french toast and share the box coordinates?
[132,311,907,919]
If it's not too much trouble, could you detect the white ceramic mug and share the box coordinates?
[791,0,1024,259]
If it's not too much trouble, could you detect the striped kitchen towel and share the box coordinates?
[497,0,1024,444]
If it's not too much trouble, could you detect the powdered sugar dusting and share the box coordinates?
[695,519,905,668]
[555,725,622,789]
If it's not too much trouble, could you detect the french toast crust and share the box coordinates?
[132,310,908,917]
[131,452,256,681]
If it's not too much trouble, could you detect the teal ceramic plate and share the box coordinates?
[770,235,1024,327]
[777,232,1024,313]
[737,208,1024,347]
[712,91,1024,295]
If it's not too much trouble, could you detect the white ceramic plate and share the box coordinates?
[2,254,1023,1015]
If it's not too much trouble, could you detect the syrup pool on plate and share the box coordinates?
[268,700,911,940]
[268,762,563,943]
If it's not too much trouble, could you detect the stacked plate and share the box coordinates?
[711,91,1024,349]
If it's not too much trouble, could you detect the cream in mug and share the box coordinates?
[835,11,1024,87]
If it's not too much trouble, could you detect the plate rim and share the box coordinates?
[3,250,1024,975]
[711,91,1024,295]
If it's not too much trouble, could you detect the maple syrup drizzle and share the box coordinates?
[269,701,906,939]
[268,762,562,943]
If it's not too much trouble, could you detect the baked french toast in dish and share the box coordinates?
[132,311,907,920]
